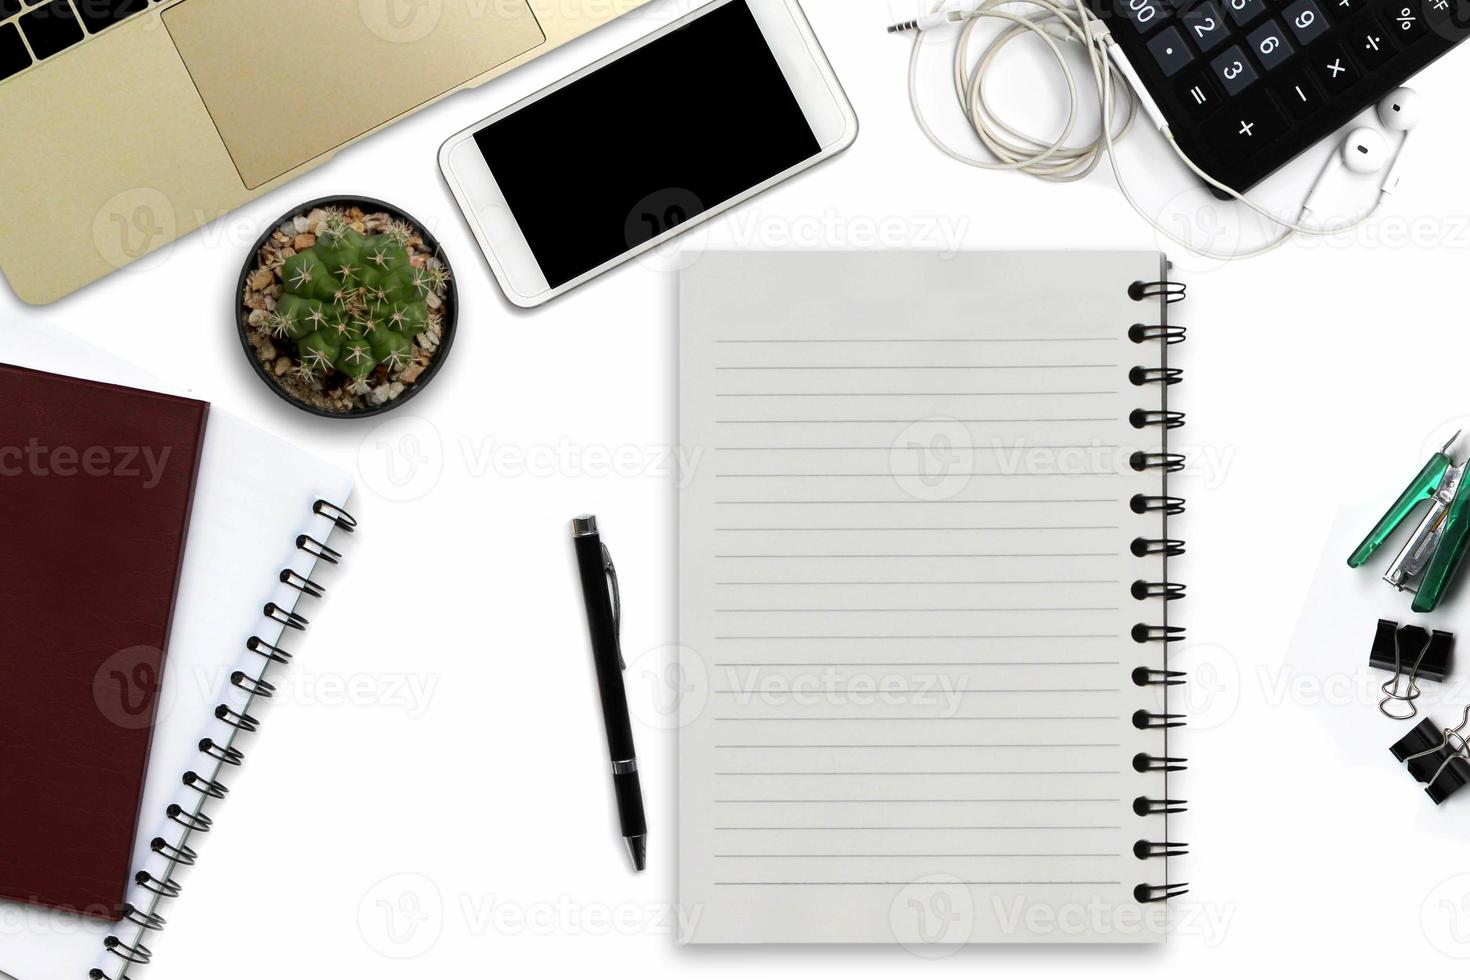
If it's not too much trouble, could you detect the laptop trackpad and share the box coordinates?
[164,0,546,189]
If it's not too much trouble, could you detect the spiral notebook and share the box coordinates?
[0,327,356,980]
[677,251,1186,944]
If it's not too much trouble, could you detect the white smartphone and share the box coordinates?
[438,0,858,308]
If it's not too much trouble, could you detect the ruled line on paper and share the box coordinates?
[717,449,1117,452]
[714,337,1117,344]
[715,580,1123,586]
[711,663,1122,668]
[713,527,1121,532]
[712,634,1119,640]
[715,417,1116,423]
[711,887,1123,893]
[712,608,1120,614]
[714,852,1120,858]
[714,499,1120,505]
[713,770,1123,776]
[713,799,1123,805]
[713,825,1126,831]
[711,716,1120,722]
[713,553,1119,559]
[713,473,1123,479]
[716,363,1121,370]
[712,743,1124,749]
[711,688,1122,695]
[711,387,1111,393]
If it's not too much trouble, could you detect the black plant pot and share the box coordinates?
[236,195,458,419]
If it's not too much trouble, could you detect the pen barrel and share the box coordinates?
[573,532,638,762]
[613,769,648,837]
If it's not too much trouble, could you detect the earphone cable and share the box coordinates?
[903,0,1388,259]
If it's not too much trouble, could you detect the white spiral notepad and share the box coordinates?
[677,251,1187,944]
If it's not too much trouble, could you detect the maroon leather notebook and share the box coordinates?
[0,364,208,921]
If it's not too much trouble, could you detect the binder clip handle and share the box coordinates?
[1377,623,1430,720]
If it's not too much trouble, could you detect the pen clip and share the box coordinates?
[603,543,624,670]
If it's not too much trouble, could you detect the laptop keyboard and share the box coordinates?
[1089,0,1470,191]
[0,0,154,83]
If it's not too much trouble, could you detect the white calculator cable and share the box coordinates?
[898,0,1390,259]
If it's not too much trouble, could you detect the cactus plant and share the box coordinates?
[269,210,444,393]
[242,201,454,416]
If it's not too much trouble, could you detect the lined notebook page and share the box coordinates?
[678,251,1173,944]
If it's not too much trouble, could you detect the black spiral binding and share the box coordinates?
[91,500,356,980]
[1128,276,1188,907]
[1130,494,1185,516]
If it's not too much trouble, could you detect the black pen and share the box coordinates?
[571,515,647,872]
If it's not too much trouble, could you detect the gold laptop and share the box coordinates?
[0,0,645,304]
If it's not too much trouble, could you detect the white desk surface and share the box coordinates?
[8,0,1470,973]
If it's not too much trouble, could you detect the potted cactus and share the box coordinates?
[238,197,456,417]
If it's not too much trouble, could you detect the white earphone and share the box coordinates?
[894,0,1428,261]
[1304,87,1420,214]
[1342,128,1393,175]
[1377,87,1422,195]
[1301,126,1390,216]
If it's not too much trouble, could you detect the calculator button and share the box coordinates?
[1423,0,1470,38]
[1175,68,1222,118]
[1378,0,1430,37]
[1313,43,1362,90]
[1331,0,1371,16]
[1224,0,1268,24]
[1247,19,1298,67]
[1353,24,1398,64]
[1147,25,1196,74]
[1120,0,1174,33]
[1182,0,1232,49]
[1283,0,1332,42]
[1207,93,1287,160]
[1210,44,1260,92]
[1275,68,1325,117]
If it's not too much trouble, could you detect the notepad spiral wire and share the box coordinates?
[1125,279,1189,907]
[89,498,358,980]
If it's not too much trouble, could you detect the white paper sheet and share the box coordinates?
[677,251,1178,944]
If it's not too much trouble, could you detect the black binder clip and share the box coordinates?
[1391,708,1470,804]
[1369,619,1453,720]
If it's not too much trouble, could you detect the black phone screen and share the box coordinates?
[472,0,822,288]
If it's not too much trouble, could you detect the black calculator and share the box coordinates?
[1087,0,1470,191]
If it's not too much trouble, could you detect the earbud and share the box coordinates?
[1376,87,1422,195]
[1340,127,1391,174]
[1377,87,1423,132]
[1302,127,1389,214]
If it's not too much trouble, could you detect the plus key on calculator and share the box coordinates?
[1087,0,1470,192]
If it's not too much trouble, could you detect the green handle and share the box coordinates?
[1412,481,1470,612]
[1348,453,1451,567]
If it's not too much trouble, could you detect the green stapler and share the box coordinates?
[1349,432,1470,613]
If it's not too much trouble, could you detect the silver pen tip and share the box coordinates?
[572,515,599,537]
[624,835,647,872]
